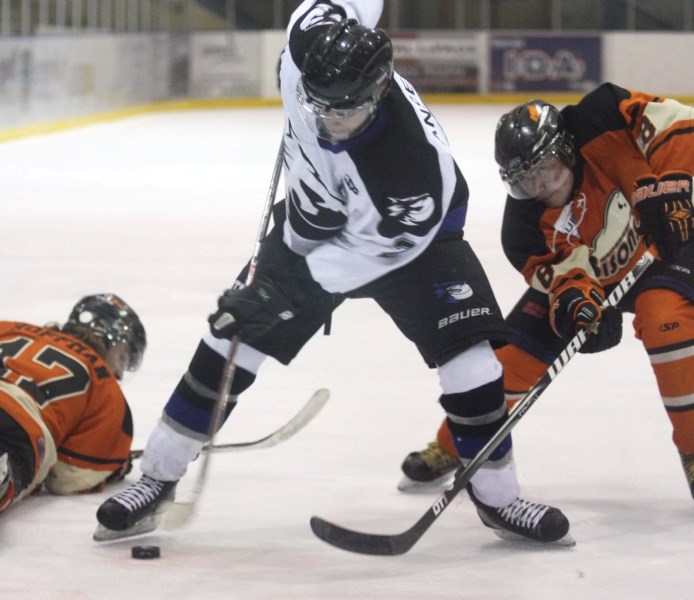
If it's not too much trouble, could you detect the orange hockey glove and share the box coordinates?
[633,171,694,261]
[549,271,622,353]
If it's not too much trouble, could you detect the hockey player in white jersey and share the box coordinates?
[96,0,570,545]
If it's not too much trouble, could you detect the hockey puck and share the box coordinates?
[131,545,161,559]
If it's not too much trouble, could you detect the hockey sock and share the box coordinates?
[634,289,694,456]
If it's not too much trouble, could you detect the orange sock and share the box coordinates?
[634,289,694,456]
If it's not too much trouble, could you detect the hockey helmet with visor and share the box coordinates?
[495,100,575,203]
[65,293,146,373]
[298,18,393,143]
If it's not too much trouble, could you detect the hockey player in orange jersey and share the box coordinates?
[399,83,694,502]
[0,294,146,514]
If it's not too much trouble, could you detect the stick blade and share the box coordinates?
[264,388,329,446]
[210,387,330,452]
[309,516,413,556]
[161,501,195,530]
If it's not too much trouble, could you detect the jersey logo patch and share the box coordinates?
[434,281,473,303]
[285,131,347,235]
[377,193,438,238]
[589,189,640,280]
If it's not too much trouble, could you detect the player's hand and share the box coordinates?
[208,275,297,343]
[633,171,694,261]
[549,282,622,354]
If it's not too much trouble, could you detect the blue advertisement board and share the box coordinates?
[490,35,601,93]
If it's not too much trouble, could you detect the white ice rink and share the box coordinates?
[1,105,692,599]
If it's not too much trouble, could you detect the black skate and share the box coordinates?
[398,441,462,493]
[468,485,574,546]
[681,453,694,500]
[94,475,177,542]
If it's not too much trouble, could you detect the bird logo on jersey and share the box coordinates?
[377,193,439,238]
[434,281,473,303]
[284,128,347,236]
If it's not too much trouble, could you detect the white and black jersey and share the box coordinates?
[279,0,469,293]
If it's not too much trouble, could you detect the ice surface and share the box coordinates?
[1,105,692,599]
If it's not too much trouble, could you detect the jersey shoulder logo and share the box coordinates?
[299,3,344,31]
[387,193,435,225]
[377,193,438,240]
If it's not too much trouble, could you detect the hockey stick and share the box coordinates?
[310,249,656,555]
[163,140,285,529]
[129,388,329,460]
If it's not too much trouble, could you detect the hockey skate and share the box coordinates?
[468,485,574,546]
[398,441,462,493]
[94,475,177,542]
[681,453,694,500]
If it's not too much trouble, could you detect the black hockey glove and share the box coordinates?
[549,285,622,354]
[208,274,297,343]
[633,171,694,261]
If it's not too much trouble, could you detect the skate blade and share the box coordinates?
[92,513,163,542]
[397,474,455,494]
[490,527,576,547]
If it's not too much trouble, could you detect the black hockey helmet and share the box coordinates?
[495,100,575,198]
[64,293,146,372]
[301,18,394,110]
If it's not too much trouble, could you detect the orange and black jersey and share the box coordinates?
[501,82,694,296]
[0,321,133,493]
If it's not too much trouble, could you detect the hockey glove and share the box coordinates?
[208,274,297,343]
[549,279,622,354]
[633,171,694,261]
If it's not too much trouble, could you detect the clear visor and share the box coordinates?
[105,325,143,372]
[296,81,377,143]
[501,154,572,201]
[123,340,142,372]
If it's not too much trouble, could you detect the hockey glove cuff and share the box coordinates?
[549,274,623,354]
[208,274,297,343]
[633,171,694,261]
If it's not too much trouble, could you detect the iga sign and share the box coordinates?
[491,35,601,92]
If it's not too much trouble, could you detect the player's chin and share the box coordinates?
[539,188,572,208]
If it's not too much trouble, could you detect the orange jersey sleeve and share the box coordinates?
[618,90,694,176]
[0,321,133,494]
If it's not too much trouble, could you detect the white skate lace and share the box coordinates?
[497,498,549,530]
[0,453,9,496]
[113,475,164,512]
[0,453,8,482]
